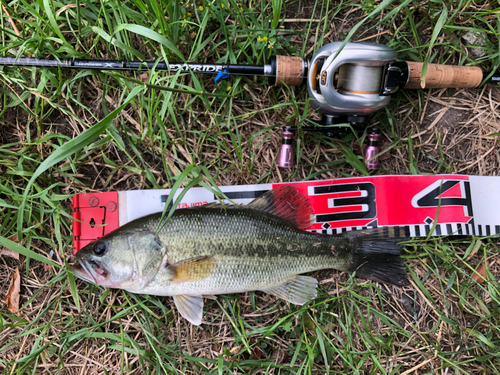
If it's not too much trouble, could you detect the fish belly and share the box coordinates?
[144,251,336,297]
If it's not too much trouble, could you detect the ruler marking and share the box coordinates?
[393,226,400,238]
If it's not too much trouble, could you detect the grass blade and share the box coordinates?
[17,86,144,241]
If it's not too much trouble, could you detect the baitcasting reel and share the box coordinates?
[276,42,401,169]
[307,42,398,116]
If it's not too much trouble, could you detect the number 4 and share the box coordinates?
[412,180,473,217]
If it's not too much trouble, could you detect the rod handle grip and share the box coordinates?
[274,56,304,87]
[404,61,483,89]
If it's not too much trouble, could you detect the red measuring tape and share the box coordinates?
[72,175,500,254]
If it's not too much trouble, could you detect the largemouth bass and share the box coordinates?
[71,186,408,325]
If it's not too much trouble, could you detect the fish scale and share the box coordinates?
[72,186,408,325]
[151,209,345,293]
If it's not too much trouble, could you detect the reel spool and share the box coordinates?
[307,42,397,116]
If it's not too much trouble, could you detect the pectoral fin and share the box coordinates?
[173,295,204,325]
[263,276,318,305]
[167,256,217,283]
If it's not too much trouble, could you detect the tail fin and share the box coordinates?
[346,229,409,287]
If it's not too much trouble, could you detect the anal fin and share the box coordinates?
[173,295,204,325]
[263,276,318,305]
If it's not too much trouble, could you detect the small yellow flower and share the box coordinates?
[263,36,268,41]
[199,6,203,10]
[240,7,243,11]
[187,12,192,16]
[257,36,263,42]
[227,86,232,91]
[221,3,224,7]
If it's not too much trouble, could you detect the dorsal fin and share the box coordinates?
[190,186,314,229]
[246,185,314,229]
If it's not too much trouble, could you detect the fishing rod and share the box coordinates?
[0,54,293,84]
[2,42,499,168]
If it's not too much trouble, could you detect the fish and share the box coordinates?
[71,185,408,325]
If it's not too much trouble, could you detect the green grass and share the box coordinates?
[1,0,500,373]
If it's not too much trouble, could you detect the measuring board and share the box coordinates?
[72,175,500,253]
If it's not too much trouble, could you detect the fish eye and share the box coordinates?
[94,242,107,256]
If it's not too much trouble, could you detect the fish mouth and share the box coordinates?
[70,262,95,283]
[71,259,107,284]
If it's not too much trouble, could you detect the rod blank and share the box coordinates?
[0,56,266,76]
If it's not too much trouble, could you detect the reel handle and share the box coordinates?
[403,62,484,89]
